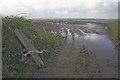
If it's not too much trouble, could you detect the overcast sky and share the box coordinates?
[0,0,119,19]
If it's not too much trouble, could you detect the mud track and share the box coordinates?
[31,21,118,78]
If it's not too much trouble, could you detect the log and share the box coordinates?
[14,28,44,67]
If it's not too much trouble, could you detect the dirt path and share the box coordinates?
[32,21,117,78]
[33,28,75,78]
[33,35,100,78]
[33,21,99,78]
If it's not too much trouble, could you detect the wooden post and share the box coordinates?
[14,29,44,67]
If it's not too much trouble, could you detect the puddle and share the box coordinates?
[75,34,118,78]
[63,23,118,78]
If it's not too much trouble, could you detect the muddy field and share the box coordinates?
[31,20,118,78]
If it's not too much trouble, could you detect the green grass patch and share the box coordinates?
[2,17,32,78]
[46,32,59,53]
[108,22,119,41]
[15,62,28,78]
[2,16,59,78]
[35,28,59,54]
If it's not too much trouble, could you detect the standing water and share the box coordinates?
[65,23,118,78]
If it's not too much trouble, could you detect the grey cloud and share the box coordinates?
[1,1,118,19]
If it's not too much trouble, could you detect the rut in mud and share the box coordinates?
[32,21,118,78]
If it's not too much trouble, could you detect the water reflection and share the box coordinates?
[68,23,118,78]
[84,34,98,41]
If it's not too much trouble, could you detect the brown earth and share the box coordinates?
[31,20,101,78]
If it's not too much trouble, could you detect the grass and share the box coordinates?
[35,28,59,54]
[15,62,28,78]
[46,32,59,53]
[108,22,119,41]
[2,17,32,78]
[2,16,59,78]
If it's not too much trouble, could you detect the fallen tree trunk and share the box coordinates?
[14,28,44,67]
